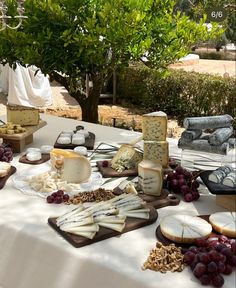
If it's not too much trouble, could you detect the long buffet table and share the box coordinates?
[0,114,235,288]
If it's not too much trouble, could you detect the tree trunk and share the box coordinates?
[79,73,104,123]
[50,71,103,123]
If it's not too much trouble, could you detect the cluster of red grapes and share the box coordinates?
[46,190,70,204]
[184,236,236,287]
[166,166,200,202]
[0,144,13,162]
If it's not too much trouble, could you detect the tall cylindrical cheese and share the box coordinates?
[138,160,163,196]
[143,141,169,168]
[142,111,167,141]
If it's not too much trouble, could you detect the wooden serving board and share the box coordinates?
[54,132,95,150]
[48,205,158,248]
[19,153,50,165]
[96,160,138,178]
[0,166,17,189]
[155,215,233,252]
[0,120,47,153]
[200,170,236,195]
[113,187,180,209]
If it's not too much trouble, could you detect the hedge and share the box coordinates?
[117,63,236,125]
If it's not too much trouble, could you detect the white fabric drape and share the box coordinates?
[0,63,53,107]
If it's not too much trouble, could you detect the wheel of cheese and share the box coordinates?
[209,212,236,238]
[160,214,212,244]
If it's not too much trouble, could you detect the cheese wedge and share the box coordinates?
[142,111,167,141]
[160,214,212,243]
[64,224,99,233]
[209,212,236,237]
[138,160,163,196]
[0,162,11,177]
[121,211,150,219]
[111,144,143,172]
[50,149,91,183]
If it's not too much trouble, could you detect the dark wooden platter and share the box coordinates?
[0,166,17,189]
[19,153,50,165]
[113,187,180,209]
[48,205,158,248]
[200,170,236,195]
[96,160,138,178]
[155,215,233,253]
[54,132,95,150]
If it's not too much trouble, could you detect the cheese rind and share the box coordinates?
[7,105,39,126]
[143,141,169,168]
[142,111,167,141]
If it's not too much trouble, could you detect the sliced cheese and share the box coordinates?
[138,160,163,196]
[142,111,167,141]
[121,211,150,219]
[64,224,99,233]
[160,214,212,243]
[143,141,169,168]
[98,222,125,232]
[209,212,236,237]
[68,230,97,239]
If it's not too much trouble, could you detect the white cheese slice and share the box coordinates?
[64,224,99,233]
[138,160,163,196]
[0,162,11,177]
[59,217,94,231]
[94,215,126,224]
[68,230,97,239]
[121,211,150,219]
[98,222,125,232]
[209,212,236,237]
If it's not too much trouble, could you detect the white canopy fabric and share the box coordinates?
[0,63,53,107]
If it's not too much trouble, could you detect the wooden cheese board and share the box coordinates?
[113,187,180,209]
[54,132,95,150]
[155,215,233,252]
[48,205,158,248]
[96,160,138,178]
[0,120,47,153]
[200,170,236,195]
[0,166,17,189]
[19,153,50,165]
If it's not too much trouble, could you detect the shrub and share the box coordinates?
[117,64,236,126]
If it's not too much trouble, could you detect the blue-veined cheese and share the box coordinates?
[138,160,163,196]
[142,111,167,141]
[143,141,169,168]
[111,144,143,172]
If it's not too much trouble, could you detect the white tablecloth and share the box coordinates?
[0,114,235,288]
[0,64,52,107]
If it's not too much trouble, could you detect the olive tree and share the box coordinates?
[0,0,222,123]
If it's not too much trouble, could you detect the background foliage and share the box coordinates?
[117,63,236,124]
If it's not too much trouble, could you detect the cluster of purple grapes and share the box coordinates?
[46,190,70,204]
[0,144,13,162]
[184,236,236,287]
[166,166,200,202]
